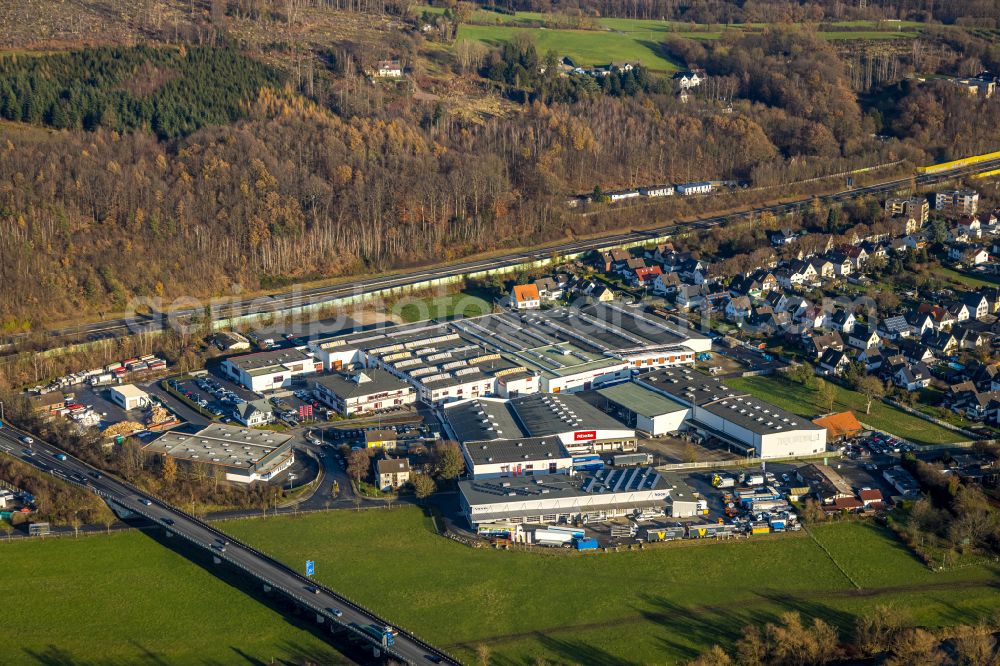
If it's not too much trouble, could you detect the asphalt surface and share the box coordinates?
[0,424,459,665]
[8,158,1000,350]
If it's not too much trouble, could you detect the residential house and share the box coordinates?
[917,304,956,330]
[804,331,845,359]
[652,272,682,294]
[373,457,411,491]
[878,315,913,340]
[725,296,753,322]
[798,305,827,331]
[897,338,934,364]
[907,311,938,337]
[769,228,797,246]
[949,242,990,265]
[828,252,853,277]
[372,59,404,78]
[810,258,834,279]
[819,348,850,375]
[234,399,274,427]
[893,361,932,391]
[962,292,990,320]
[633,265,663,289]
[679,258,710,284]
[673,70,703,89]
[533,276,567,301]
[924,329,958,355]
[951,322,991,350]
[826,309,856,334]
[511,284,541,310]
[858,488,885,510]
[858,346,884,371]
[957,216,982,240]
[848,324,880,350]
[589,284,615,303]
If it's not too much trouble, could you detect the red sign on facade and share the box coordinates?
[574,431,597,441]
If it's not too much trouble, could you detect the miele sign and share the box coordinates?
[573,431,597,442]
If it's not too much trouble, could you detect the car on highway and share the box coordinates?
[212,543,227,552]
[162,518,174,525]
[21,436,34,445]
[327,607,343,618]
[90,471,103,479]
[139,498,153,506]
[54,453,67,461]
[308,585,321,594]
[23,448,35,456]
[424,655,443,663]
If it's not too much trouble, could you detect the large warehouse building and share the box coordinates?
[307,303,709,405]
[444,393,637,456]
[459,466,672,527]
[632,369,827,458]
[144,424,294,483]
[597,381,690,436]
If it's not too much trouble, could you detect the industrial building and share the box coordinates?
[459,466,671,528]
[444,392,637,456]
[461,437,574,479]
[597,381,690,435]
[307,304,709,405]
[108,384,149,411]
[144,424,294,483]
[221,348,321,392]
[311,368,415,416]
[634,369,827,458]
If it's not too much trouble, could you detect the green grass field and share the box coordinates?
[225,508,998,664]
[440,9,917,70]
[726,374,963,446]
[0,532,347,665]
[938,267,1000,289]
[394,289,493,323]
[456,24,683,71]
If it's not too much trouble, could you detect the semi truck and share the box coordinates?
[532,529,574,547]
[353,623,396,648]
[572,455,605,472]
[643,526,685,542]
[613,452,652,467]
[711,473,735,488]
[544,525,586,539]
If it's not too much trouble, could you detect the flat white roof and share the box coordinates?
[111,384,148,399]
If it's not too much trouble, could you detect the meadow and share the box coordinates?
[226,507,998,664]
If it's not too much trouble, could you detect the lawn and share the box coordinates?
[394,289,493,323]
[0,531,347,665]
[225,508,998,664]
[456,23,682,72]
[725,374,964,446]
[444,10,916,70]
[938,266,1000,289]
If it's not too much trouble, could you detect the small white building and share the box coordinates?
[640,185,675,197]
[676,182,713,196]
[109,384,149,411]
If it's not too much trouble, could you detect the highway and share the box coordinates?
[9,156,1000,350]
[0,424,459,665]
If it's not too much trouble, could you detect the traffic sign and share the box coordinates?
[306,560,315,576]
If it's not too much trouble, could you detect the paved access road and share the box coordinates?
[9,157,1000,351]
[0,424,459,666]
